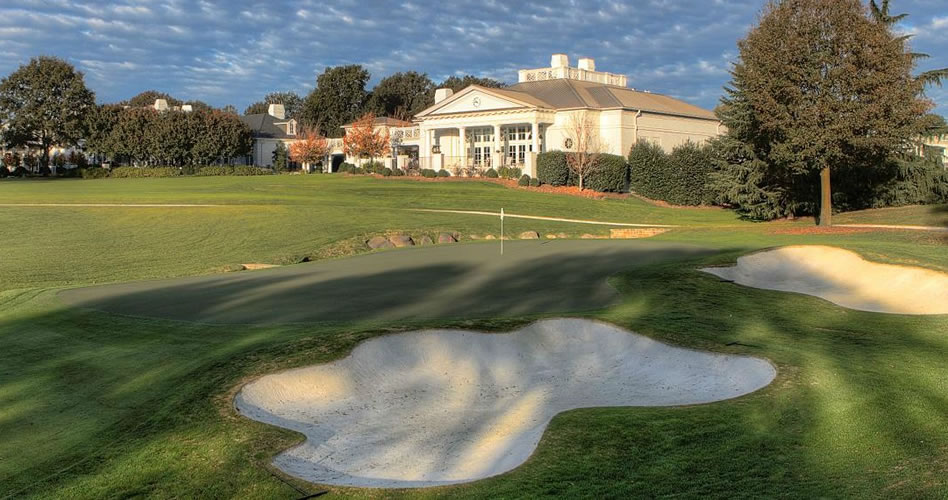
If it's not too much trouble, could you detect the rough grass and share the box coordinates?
[1,175,946,498]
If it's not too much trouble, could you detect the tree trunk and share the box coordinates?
[819,166,832,226]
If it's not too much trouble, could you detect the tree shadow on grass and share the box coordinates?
[58,240,711,325]
[3,244,948,497]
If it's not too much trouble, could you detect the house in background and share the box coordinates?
[239,104,298,167]
[326,54,723,176]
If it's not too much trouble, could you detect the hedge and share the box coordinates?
[497,166,522,180]
[80,167,110,179]
[196,165,271,176]
[537,151,570,186]
[585,154,628,193]
[484,168,499,178]
[628,141,714,205]
[110,166,181,178]
[437,169,450,177]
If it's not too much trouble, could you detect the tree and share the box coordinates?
[343,113,388,163]
[714,0,928,224]
[0,56,95,169]
[192,110,252,164]
[301,65,370,137]
[124,90,181,108]
[272,141,289,172]
[869,0,948,88]
[289,129,329,171]
[84,104,123,163]
[367,72,434,120]
[563,113,603,190]
[437,75,506,93]
[110,107,156,164]
[244,91,304,119]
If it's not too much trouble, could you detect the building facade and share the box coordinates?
[324,54,723,176]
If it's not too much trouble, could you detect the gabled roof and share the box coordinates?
[414,85,554,118]
[239,113,295,139]
[504,79,717,120]
[341,116,414,128]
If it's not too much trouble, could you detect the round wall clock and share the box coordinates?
[564,138,574,149]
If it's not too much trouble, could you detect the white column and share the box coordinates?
[493,123,503,169]
[531,122,540,154]
[459,127,467,167]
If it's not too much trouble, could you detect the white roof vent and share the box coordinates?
[268,103,285,120]
[551,53,569,68]
[434,88,454,104]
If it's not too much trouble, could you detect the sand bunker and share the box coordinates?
[702,245,948,315]
[235,318,775,487]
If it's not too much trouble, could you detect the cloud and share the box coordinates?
[0,0,944,116]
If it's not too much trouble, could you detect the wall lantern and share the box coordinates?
[432,145,441,154]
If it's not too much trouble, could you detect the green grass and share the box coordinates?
[1,175,946,498]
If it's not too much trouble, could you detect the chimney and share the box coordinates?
[578,57,595,71]
[551,53,569,68]
[434,88,454,104]
[153,99,168,111]
[268,103,285,120]
[180,104,193,112]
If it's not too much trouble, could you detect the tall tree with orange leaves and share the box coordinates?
[343,113,389,164]
[289,129,329,172]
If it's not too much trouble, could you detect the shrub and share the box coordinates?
[585,154,628,193]
[537,151,570,186]
[0,166,7,178]
[364,161,385,174]
[352,166,365,175]
[497,166,522,180]
[437,169,450,177]
[421,169,438,178]
[518,174,531,186]
[11,166,28,177]
[629,140,714,205]
[196,166,232,176]
[231,165,271,176]
[110,166,181,178]
[381,167,393,177]
[339,162,356,173]
[80,167,110,179]
[392,167,405,176]
[484,168,499,178]
[530,177,540,187]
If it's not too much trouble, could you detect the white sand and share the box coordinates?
[235,318,775,488]
[702,245,948,315]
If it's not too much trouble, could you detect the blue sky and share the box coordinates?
[1,0,945,114]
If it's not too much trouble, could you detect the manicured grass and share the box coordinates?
[1,175,946,498]
[834,204,948,227]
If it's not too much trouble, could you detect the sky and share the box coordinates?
[0,0,945,115]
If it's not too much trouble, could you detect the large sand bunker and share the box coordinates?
[702,245,948,315]
[235,319,775,487]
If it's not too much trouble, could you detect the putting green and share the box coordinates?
[58,240,711,324]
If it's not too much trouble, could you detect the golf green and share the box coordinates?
[58,240,711,324]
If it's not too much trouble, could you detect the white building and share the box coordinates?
[239,104,299,167]
[326,54,723,176]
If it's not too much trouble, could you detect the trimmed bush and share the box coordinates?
[80,167,109,179]
[363,161,385,174]
[585,154,628,193]
[530,178,540,187]
[352,166,365,175]
[110,166,181,178]
[392,168,405,176]
[437,169,450,177]
[421,169,438,178]
[629,141,714,205]
[196,166,231,176]
[484,168,499,178]
[339,162,356,173]
[536,151,570,186]
[381,167,393,177]
[497,166,523,180]
[518,174,531,186]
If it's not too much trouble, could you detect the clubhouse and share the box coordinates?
[246,54,725,176]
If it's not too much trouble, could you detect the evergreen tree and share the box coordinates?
[272,141,289,172]
[712,0,928,223]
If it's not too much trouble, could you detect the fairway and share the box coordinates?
[1,175,947,499]
[60,240,710,324]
